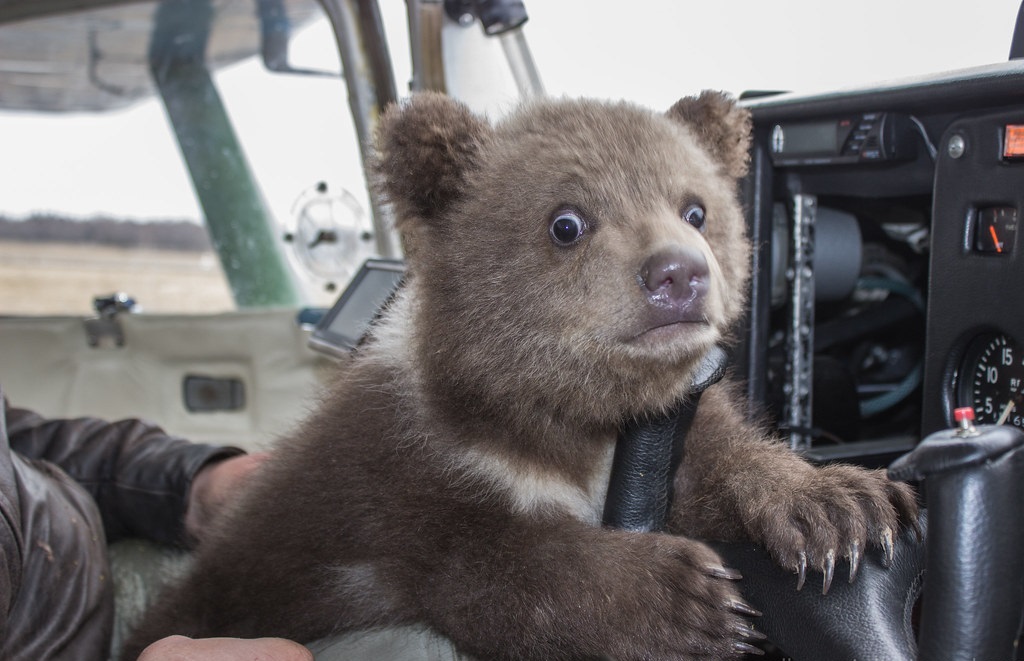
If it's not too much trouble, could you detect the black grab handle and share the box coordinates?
[889,418,1024,661]
[603,346,728,532]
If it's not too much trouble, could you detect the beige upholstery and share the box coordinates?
[0,308,331,450]
[1,309,335,659]
[107,540,192,661]
[309,627,475,661]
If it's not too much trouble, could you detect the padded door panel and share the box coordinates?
[0,309,332,449]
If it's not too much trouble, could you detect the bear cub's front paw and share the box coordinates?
[744,465,918,594]
[599,533,766,660]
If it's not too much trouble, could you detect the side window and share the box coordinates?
[0,0,373,315]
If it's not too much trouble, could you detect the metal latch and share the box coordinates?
[84,293,137,348]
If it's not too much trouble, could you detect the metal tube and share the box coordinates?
[498,28,544,98]
[318,0,401,259]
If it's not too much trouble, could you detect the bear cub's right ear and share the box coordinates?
[373,92,490,225]
[666,91,752,179]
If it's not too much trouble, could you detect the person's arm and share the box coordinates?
[0,463,18,648]
[3,398,244,546]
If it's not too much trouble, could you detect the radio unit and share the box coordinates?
[769,112,913,166]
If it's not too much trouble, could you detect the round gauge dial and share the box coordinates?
[956,332,1024,429]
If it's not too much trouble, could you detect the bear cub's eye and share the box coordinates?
[682,203,707,232]
[550,210,587,246]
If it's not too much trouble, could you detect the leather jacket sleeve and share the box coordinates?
[2,395,243,548]
[0,405,20,652]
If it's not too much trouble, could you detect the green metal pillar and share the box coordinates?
[149,0,300,307]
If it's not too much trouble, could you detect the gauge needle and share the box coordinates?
[997,400,1016,426]
[989,224,1002,253]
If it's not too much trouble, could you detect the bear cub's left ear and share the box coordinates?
[666,91,752,179]
[373,92,491,226]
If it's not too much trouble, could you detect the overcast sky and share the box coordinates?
[1,0,1019,222]
[526,0,1020,109]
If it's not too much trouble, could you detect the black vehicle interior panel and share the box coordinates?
[925,108,1024,435]
[737,61,1024,466]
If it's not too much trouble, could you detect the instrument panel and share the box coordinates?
[927,108,1024,436]
[738,63,1024,462]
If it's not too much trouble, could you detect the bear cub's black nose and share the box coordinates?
[640,246,710,309]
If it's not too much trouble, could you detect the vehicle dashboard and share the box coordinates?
[737,60,1024,465]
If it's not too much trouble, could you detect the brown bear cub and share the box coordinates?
[125,92,917,660]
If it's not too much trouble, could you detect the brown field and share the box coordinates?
[0,240,235,315]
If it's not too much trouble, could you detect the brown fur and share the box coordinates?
[124,92,916,661]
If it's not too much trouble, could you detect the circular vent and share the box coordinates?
[283,182,374,292]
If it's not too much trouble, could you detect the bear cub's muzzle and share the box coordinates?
[639,245,710,326]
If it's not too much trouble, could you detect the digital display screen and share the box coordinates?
[775,121,838,155]
[309,259,405,356]
[1003,125,1024,159]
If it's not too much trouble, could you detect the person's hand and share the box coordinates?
[137,635,312,661]
[185,452,269,542]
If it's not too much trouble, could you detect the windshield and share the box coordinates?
[0,0,373,314]
[0,0,1018,315]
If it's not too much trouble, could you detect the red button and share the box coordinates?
[954,407,975,422]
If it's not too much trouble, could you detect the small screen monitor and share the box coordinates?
[309,258,405,357]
